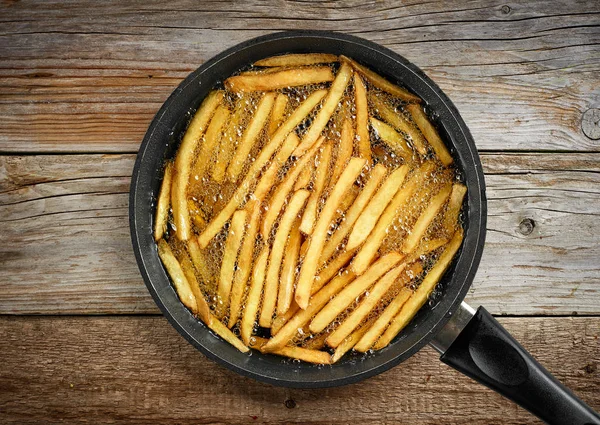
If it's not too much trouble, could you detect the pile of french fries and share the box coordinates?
[153,53,467,364]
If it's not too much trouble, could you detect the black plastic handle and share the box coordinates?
[440,307,600,425]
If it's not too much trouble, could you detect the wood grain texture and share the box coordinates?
[0,316,597,425]
[0,1,598,152]
[1,153,598,315]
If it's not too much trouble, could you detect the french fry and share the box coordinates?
[271,302,298,336]
[157,239,197,313]
[299,142,333,234]
[370,94,427,155]
[346,165,409,251]
[225,67,334,92]
[294,62,353,156]
[261,138,324,238]
[251,337,331,364]
[172,90,223,241]
[179,253,212,325]
[370,118,412,160]
[190,104,230,181]
[260,190,310,327]
[354,73,371,161]
[341,55,421,103]
[208,315,250,353]
[442,183,467,235]
[331,118,354,183]
[154,162,173,241]
[227,92,276,181]
[336,185,359,216]
[295,157,367,309]
[406,237,449,264]
[316,248,357,292]
[216,209,247,317]
[212,95,247,183]
[186,238,213,290]
[228,201,262,328]
[373,229,464,350]
[240,244,269,345]
[303,332,329,350]
[278,222,302,316]
[293,162,313,190]
[188,199,207,230]
[320,164,387,264]
[197,89,327,248]
[406,103,453,165]
[268,93,289,136]
[328,261,423,348]
[262,270,356,352]
[254,132,300,202]
[309,252,403,334]
[331,318,374,363]
[401,184,452,254]
[254,53,339,67]
[350,162,435,275]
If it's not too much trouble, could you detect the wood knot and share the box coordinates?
[518,218,535,236]
[582,108,600,140]
[583,362,597,374]
[284,398,297,409]
[501,5,511,14]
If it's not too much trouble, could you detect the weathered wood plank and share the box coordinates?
[1,153,599,315]
[0,0,598,152]
[0,316,597,424]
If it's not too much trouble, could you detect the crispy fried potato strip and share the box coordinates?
[354,73,372,161]
[254,53,339,67]
[154,162,173,241]
[406,103,453,165]
[225,67,334,92]
[299,142,332,234]
[240,244,269,345]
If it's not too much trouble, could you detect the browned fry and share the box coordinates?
[190,104,230,182]
[443,183,467,235]
[316,248,357,292]
[406,103,453,165]
[179,252,212,325]
[354,73,371,161]
[254,53,339,67]
[303,332,329,350]
[154,162,173,241]
[295,157,367,309]
[299,142,333,235]
[172,90,223,241]
[370,94,427,155]
[251,337,331,364]
[370,118,413,160]
[331,118,355,184]
[240,244,269,345]
[225,67,335,92]
[197,89,327,248]
[331,318,374,363]
[157,239,197,313]
[373,229,463,349]
[268,93,289,136]
[260,190,310,327]
[278,222,302,316]
[212,94,247,183]
[208,315,249,353]
[186,238,213,291]
[294,62,353,156]
[341,55,421,103]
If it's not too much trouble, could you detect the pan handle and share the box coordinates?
[431,303,600,425]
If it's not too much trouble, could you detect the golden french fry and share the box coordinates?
[351,162,435,275]
[278,222,302,316]
[300,142,333,234]
[186,238,213,290]
[331,118,355,184]
[336,185,359,216]
[370,94,427,155]
[341,55,421,103]
[154,162,173,241]
[303,332,329,350]
[293,161,313,190]
[208,315,250,353]
[251,337,331,364]
[406,237,449,264]
[225,67,334,92]
[402,184,452,254]
[261,138,324,238]
[157,239,197,313]
[295,157,367,309]
[331,319,374,363]
[188,199,207,230]
[190,104,230,182]
[240,244,269,345]
[354,73,372,161]
[268,93,289,136]
[212,95,247,183]
[179,252,212,325]
[320,164,387,264]
[172,90,223,241]
[227,92,276,181]
[309,252,403,334]
[406,103,453,165]
[216,209,247,317]
[228,201,262,328]
[443,183,467,235]
[262,270,356,352]
[198,89,327,248]
[370,118,412,160]
[346,165,409,251]
[374,230,463,349]
[315,248,357,292]
[254,132,300,202]
[294,62,353,156]
[271,301,298,336]
[254,53,339,67]
[260,190,310,327]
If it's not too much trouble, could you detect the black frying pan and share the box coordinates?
[129,31,599,424]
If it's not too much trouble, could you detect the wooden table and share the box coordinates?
[1,1,598,424]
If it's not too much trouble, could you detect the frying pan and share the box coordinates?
[129,31,599,424]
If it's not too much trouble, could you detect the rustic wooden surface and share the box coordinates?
[0,0,598,424]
